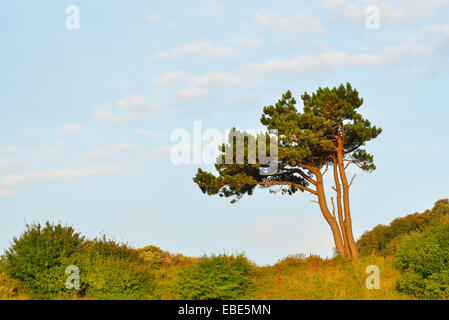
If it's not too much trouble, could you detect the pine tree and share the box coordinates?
[193,83,381,258]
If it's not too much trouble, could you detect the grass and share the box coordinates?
[0,253,414,300]
[147,253,412,300]
[0,273,29,300]
[245,255,411,300]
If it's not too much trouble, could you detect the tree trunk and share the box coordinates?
[314,169,346,257]
[332,158,351,258]
[336,145,359,258]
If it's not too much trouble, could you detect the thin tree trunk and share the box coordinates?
[336,145,359,258]
[314,169,346,257]
[332,158,351,258]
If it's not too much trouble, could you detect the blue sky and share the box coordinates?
[1,0,448,265]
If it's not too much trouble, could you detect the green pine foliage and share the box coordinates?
[194,83,382,202]
[175,254,254,300]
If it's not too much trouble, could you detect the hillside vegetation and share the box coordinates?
[1,199,448,300]
[357,199,449,256]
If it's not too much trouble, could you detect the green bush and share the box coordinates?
[1,222,155,299]
[395,217,449,299]
[138,245,165,268]
[176,254,254,300]
[77,237,155,300]
[1,222,84,299]
[358,199,449,256]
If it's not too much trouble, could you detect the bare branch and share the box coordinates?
[321,163,329,176]
[348,174,356,188]
[295,169,318,185]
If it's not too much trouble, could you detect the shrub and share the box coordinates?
[357,199,449,256]
[138,245,193,268]
[395,217,449,299]
[275,253,307,268]
[2,222,155,299]
[1,222,84,299]
[176,254,254,300]
[77,237,155,300]
[138,245,164,268]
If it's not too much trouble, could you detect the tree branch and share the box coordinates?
[255,181,317,195]
[348,174,356,188]
[343,143,363,155]
[283,168,318,185]
[321,163,329,176]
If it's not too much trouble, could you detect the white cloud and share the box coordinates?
[0,158,23,168]
[420,25,449,37]
[254,11,326,35]
[146,12,161,23]
[245,46,430,74]
[153,71,242,88]
[0,166,122,195]
[85,147,114,160]
[351,53,391,66]
[86,143,139,160]
[323,0,365,23]
[128,129,162,139]
[116,95,157,112]
[1,146,24,154]
[231,35,263,49]
[151,71,186,85]
[60,123,87,136]
[176,87,210,101]
[415,25,449,48]
[92,95,159,124]
[223,93,261,107]
[193,72,242,87]
[324,0,449,26]
[0,188,12,197]
[17,128,46,138]
[113,143,138,152]
[151,145,172,157]
[92,109,137,124]
[247,55,321,73]
[197,0,222,17]
[384,44,432,57]
[157,41,237,60]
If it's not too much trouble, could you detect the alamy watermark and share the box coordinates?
[65,5,80,30]
[65,265,80,290]
[169,121,279,175]
[365,265,380,289]
[365,5,380,29]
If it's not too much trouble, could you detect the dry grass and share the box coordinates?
[245,255,412,300]
[0,254,413,300]
[0,273,29,300]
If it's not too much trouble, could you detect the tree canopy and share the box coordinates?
[194,83,381,258]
